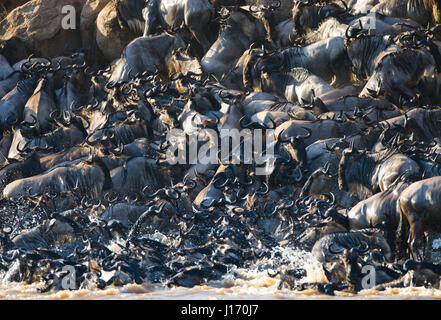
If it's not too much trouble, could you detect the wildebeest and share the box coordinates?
[312,228,392,264]
[1,0,441,295]
[396,176,441,261]
[110,31,188,83]
[201,8,268,80]
[338,146,420,198]
[251,67,334,104]
[110,157,172,195]
[345,34,397,81]
[340,248,403,292]
[360,48,436,102]
[115,0,214,53]
[275,117,364,147]
[372,0,441,26]
[0,153,42,194]
[0,72,21,100]
[291,0,349,38]
[0,77,37,131]
[250,37,352,85]
[3,157,112,201]
[22,75,56,133]
[12,216,78,251]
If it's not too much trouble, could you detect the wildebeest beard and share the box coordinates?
[115,0,147,35]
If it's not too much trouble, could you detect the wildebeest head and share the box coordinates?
[337,143,364,191]
[254,51,284,74]
[220,8,268,42]
[361,49,435,103]
[300,165,335,197]
[377,120,408,148]
[276,126,311,168]
[345,34,393,81]
[340,248,364,290]
[166,47,203,78]
[360,228,392,262]
[292,0,348,37]
[242,48,266,91]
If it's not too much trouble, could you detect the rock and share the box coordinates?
[0,37,32,65]
[80,0,110,49]
[2,0,30,13]
[95,1,136,62]
[0,0,85,63]
[0,54,13,80]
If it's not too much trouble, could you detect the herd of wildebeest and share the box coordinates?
[1,0,441,295]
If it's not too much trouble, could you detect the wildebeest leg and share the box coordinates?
[409,236,424,262]
[142,2,158,37]
[399,197,424,261]
[423,231,434,262]
[322,264,332,282]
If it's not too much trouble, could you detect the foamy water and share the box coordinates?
[1,247,439,300]
[1,276,440,300]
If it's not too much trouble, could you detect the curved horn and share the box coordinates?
[328,192,336,205]
[329,243,345,255]
[165,188,181,200]
[355,241,370,254]
[255,182,269,195]
[16,140,30,153]
[340,0,348,12]
[294,166,303,182]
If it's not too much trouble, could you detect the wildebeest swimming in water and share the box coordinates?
[0,0,441,296]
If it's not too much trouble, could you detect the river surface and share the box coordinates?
[1,247,439,300]
[1,277,440,300]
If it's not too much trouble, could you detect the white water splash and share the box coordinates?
[207,246,327,291]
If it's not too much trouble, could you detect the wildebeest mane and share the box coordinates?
[350,36,391,78]
[388,50,424,75]
[16,77,37,97]
[281,46,307,69]
[340,148,397,193]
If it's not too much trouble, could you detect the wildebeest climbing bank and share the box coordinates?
[0,0,440,299]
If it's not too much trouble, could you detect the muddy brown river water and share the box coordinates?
[1,277,440,300]
[1,247,439,300]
